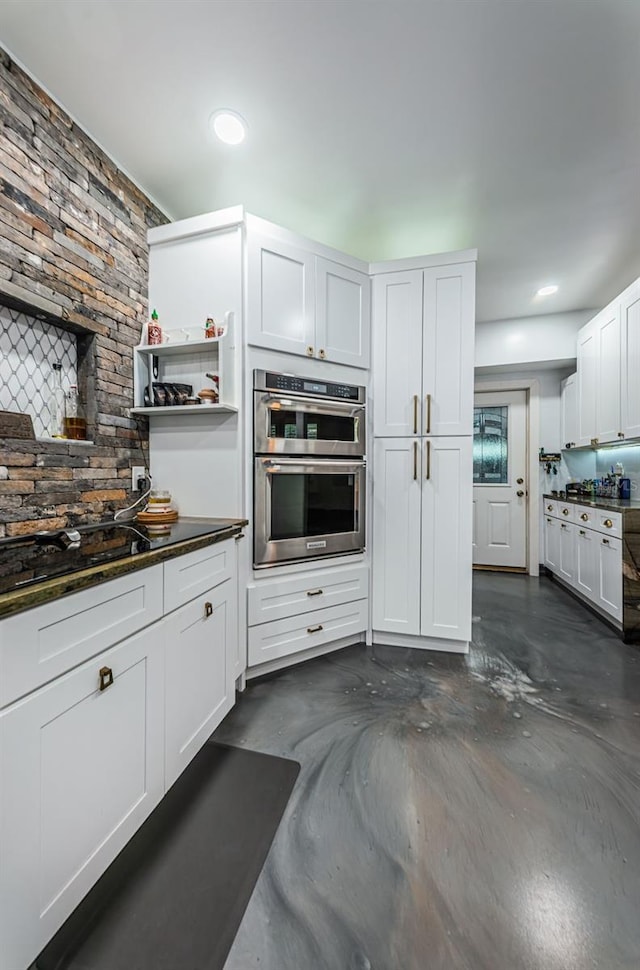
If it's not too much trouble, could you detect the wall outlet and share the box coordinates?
[131,466,146,491]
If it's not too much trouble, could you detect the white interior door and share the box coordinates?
[473,390,528,569]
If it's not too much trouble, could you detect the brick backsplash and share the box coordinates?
[0,47,168,534]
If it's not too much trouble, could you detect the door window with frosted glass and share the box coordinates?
[473,406,508,484]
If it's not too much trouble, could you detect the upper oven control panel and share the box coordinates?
[255,370,365,404]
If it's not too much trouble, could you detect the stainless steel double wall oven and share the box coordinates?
[253,370,366,567]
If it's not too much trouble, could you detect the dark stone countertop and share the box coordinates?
[0,517,248,620]
[543,493,640,514]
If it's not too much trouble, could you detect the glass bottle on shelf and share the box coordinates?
[48,361,66,438]
[64,385,87,440]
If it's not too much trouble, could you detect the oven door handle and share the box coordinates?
[260,457,366,471]
[262,392,365,414]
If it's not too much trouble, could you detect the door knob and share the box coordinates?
[516,477,524,484]
[517,490,524,497]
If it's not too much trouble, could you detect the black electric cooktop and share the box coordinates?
[0,519,236,596]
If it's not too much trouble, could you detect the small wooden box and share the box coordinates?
[0,410,35,440]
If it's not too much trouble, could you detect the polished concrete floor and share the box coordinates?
[215,573,640,970]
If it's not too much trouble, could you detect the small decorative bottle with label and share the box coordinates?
[147,309,162,345]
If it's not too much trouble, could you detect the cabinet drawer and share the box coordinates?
[0,565,163,709]
[163,539,235,614]
[593,509,622,539]
[556,502,575,522]
[248,599,368,667]
[574,504,596,527]
[543,499,558,517]
[247,564,369,627]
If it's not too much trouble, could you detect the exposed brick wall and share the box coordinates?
[0,47,168,537]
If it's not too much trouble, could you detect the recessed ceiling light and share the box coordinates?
[536,284,559,297]
[210,110,247,146]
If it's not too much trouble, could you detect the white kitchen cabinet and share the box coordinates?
[247,233,370,367]
[597,534,622,621]
[372,438,422,635]
[372,437,472,646]
[620,278,640,440]
[577,303,621,447]
[372,261,475,437]
[0,623,164,970]
[575,524,597,599]
[560,372,578,449]
[420,437,473,641]
[558,521,576,586]
[543,515,560,572]
[164,582,236,789]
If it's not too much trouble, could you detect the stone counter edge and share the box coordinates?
[0,519,248,620]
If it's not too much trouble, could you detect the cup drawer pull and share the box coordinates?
[307,624,324,634]
[307,589,324,597]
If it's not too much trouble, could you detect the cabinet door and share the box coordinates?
[620,280,640,439]
[575,526,597,600]
[421,437,473,642]
[315,257,370,368]
[595,302,621,444]
[596,536,622,621]
[247,232,315,356]
[372,271,423,436]
[164,582,236,789]
[372,438,422,635]
[558,522,576,586]
[0,625,164,970]
[560,372,578,449]
[544,515,560,572]
[422,262,475,436]
[577,319,598,447]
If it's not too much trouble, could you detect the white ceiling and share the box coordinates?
[0,0,639,322]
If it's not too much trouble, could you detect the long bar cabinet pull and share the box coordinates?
[413,441,418,480]
[413,395,418,434]
[426,393,432,434]
[425,440,431,480]
[307,624,323,634]
[307,588,323,597]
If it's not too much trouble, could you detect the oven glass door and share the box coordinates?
[254,458,366,566]
[254,392,365,456]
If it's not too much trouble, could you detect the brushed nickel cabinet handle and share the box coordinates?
[99,666,113,692]
[413,441,418,481]
[413,394,418,434]
[426,393,432,434]
[306,588,323,597]
[306,345,314,357]
[425,440,431,480]
[318,348,326,360]
[604,519,613,529]
[307,624,323,634]
[205,601,213,618]
[580,513,588,521]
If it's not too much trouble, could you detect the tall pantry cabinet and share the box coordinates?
[371,255,476,651]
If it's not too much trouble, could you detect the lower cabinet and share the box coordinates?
[247,563,368,669]
[0,624,164,970]
[0,538,239,970]
[165,582,236,788]
[372,436,473,646]
[545,506,622,624]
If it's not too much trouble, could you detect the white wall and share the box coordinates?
[475,310,595,369]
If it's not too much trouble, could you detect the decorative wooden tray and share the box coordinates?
[135,509,179,525]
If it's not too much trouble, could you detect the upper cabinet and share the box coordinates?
[247,232,370,369]
[577,300,622,447]
[372,260,476,437]
[620,278,640,440]
[560,372,578,449]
